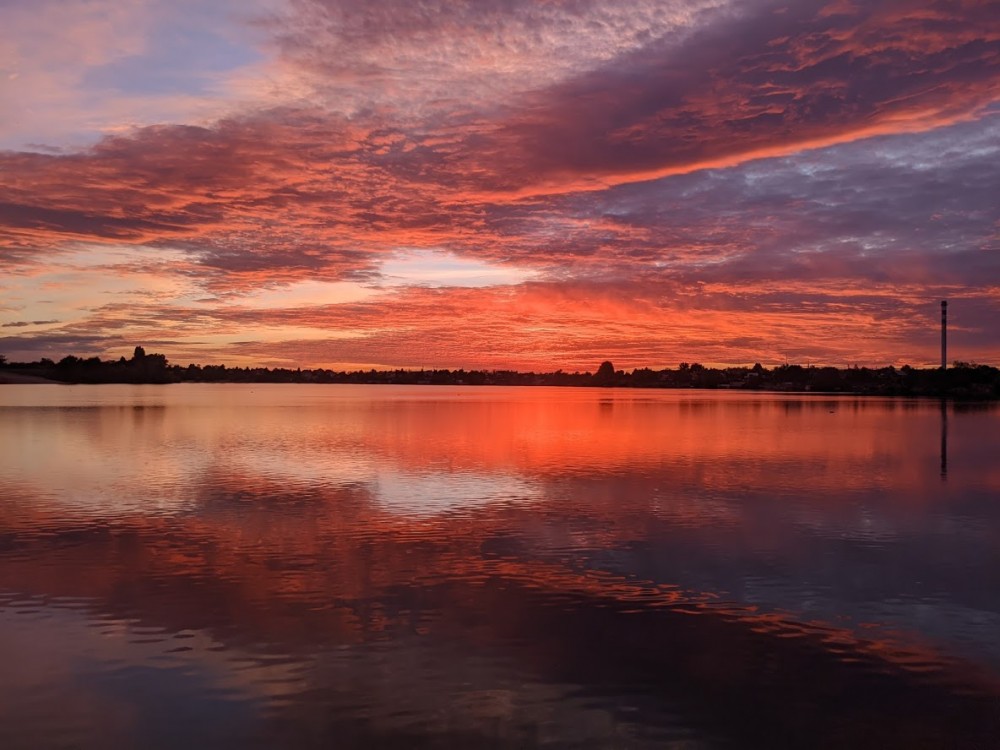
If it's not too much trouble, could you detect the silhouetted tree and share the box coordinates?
[594,360,616,386]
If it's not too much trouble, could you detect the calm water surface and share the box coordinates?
[1,385,998,748]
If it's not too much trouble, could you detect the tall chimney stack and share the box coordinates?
[941,300,948,369]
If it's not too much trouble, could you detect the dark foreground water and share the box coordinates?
[1,385,998,749]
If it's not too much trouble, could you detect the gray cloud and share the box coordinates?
[2,320,60,328]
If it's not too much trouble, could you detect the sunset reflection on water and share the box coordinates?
[1,385,998,748]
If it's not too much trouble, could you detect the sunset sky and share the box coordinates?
[1,0,998,370]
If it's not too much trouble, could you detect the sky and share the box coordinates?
[1,0,998,371]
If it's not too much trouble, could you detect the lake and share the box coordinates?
[1,384,998,748]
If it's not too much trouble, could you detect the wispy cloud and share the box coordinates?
[1,320,60,328]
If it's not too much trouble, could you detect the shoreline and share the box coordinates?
[0,377,996,401]
[0,372,61,385]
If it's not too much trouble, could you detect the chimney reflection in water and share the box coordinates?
[940,399,948,480]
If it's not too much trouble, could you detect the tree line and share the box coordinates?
[1,348,998,398]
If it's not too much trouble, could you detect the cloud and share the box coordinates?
[267,0,724,113]
[0,0,998,367]
[400,0,1000,197]
[0,0,308,151]
[2,320,60,328]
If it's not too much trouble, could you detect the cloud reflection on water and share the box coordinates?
[0,386,999,748]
